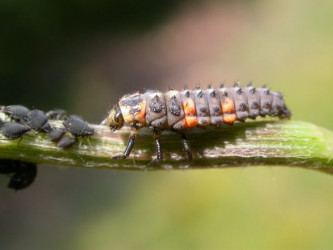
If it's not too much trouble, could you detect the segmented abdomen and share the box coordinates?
[118,84,291,130]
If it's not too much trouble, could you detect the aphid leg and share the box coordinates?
[112,129,138,160]
[17,137,23,145]
[86,137,92,148]
[149,127,163,164]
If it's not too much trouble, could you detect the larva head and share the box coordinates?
[103,105,124,131]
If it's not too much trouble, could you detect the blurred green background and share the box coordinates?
[1,0,333,249]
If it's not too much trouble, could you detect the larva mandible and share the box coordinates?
[102,83,291,163]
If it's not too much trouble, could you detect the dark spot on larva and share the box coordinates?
[239,103,247,111]
[197,91,203,98]
[210,91,216,98]
[200,107,207,113]
[201,119,208,124]
[169,97,181,116]
[129,108,141,115]
[213,106,221,113]
[121,96,141,106]
[250,87,256,94]
[149,95,163,113]
[216,119,223,124]
[236,88,242,95]
[251,102,259,109]
[264,89,270,95]
[263,101,270,109]
[185,91,190,98]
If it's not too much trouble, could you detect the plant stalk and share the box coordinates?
[1,118,333,173]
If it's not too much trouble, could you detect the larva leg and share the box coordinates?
[180,132,193,162]
[112,129,137,160]
[152,127,163,163]
[172,130,193,161]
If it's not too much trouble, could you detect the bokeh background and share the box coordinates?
[1,0,333,249]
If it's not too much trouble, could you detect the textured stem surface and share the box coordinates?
[1,119,333,173]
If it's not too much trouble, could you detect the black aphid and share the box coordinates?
[2,105,30,123]
[63,115,94,137]
[27,109,52,133]
[0,160,37,190]
[0,122,31,140]
[49,128,66,142]
[46,109,67,120]
[8,162,37,190]
[58,137,78,149]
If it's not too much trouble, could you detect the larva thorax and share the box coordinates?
[104,84,291,132]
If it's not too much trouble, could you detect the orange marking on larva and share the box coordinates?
[182,100,197,128]
[223,114,236,124]
[221,97,235,113]
[136,100,147,121]
[183,100,196,116]
[184,116,198,128]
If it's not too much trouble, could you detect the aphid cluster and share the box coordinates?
[0,105,95,149]
[103,83,291,162]
[0,106,94,191]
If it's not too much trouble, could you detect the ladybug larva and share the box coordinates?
[103,83,291,163]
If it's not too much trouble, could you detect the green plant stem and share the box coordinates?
[1,119,333,173]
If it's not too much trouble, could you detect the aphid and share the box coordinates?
[103,84,291,162]
[49,128,66,142]
[0,121,31,140]
[0,160,37,190]
[27,109,52,133]
[46,109,67,120]
[2,105,30,123]
[62,115,95,137]
[58,137,78,149]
